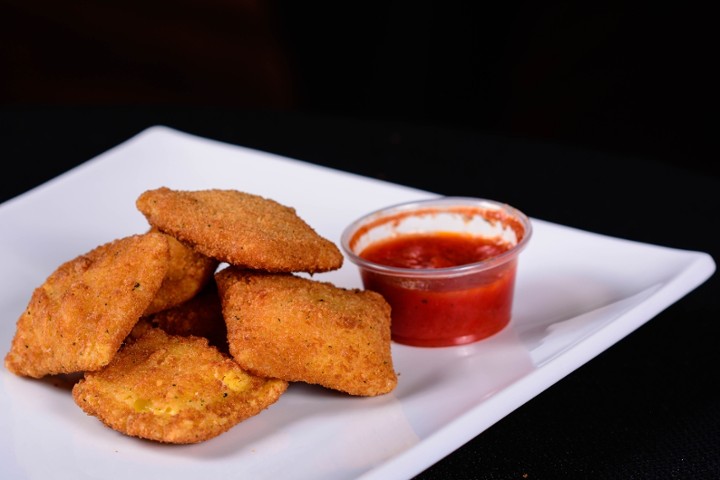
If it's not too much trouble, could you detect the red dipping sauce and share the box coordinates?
[359,232,517,347]
[360,232,511,269]
[341,197,532,348]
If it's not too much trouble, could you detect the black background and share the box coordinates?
[1,1,715,179]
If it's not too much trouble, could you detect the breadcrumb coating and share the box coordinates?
[136,187,343,274]
[143,228,219,316]
[216,267,397,396]
[72,327,288,444]
[4,232,170,378]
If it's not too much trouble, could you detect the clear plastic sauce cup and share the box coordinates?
[341,197,532,347]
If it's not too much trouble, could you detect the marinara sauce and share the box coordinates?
[358,232,517,347]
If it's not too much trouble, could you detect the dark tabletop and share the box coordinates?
[1,107,718,479]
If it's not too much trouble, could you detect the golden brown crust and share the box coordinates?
[4,232,170,378]
[5,187,400,445]
[72,327,288,444]
[135,187,343,274]
[139,281,228,353]
[215,267,397,396]
[143,228,219,316]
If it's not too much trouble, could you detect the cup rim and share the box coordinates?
[340,196,533,279]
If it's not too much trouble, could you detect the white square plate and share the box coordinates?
[0,126,714,480]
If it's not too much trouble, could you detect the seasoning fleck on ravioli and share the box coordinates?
[136,187,343,274]
[4,232,170,378]
[216,267,397,397]
[72,327,288,444]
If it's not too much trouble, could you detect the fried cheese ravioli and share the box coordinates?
[135,187,343,274]
[140,281,228,352]
[4,232,170,378]
[215,267,397,397]
[143,229,219,316]
[72,327,288,444]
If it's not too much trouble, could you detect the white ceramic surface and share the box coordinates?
[0,126,715,480]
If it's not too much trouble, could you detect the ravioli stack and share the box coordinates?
[4,187,397,444]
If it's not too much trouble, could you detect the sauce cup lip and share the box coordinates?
[340,196,533,280]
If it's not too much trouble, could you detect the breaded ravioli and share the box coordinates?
[72,327,288,444]
[140,281,228,352]
[136,187,343,274]
[215,267,397,397]
[4,232,170,378]
[143,229,219,316]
